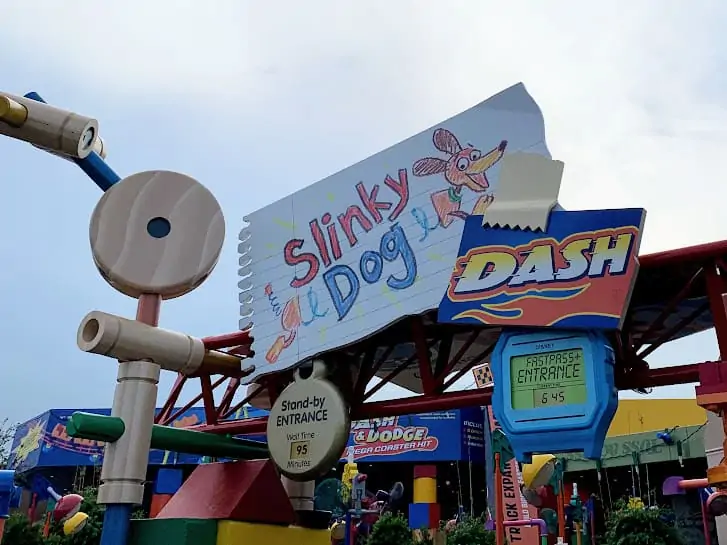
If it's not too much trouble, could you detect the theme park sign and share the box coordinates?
[49,423,105,456]
[239,83,553,382]
[438,209,646,330]
[344,417,439,460]
[485,407,539,544]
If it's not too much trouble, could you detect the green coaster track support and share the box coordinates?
[66,411,268,459]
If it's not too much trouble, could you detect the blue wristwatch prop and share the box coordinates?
[436,153,646,463]
[491,329,618,463]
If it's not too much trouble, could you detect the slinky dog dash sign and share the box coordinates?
[438,208,646,331]
[266,361,350,481]
[238,83,554,385]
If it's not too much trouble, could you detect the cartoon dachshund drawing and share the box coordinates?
[412,129,507,227]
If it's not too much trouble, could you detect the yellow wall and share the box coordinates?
[607,398,706,436]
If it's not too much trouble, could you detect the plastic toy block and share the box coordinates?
[429,504,441,527]
[413,465,437,479]
[216,520,330,545]
[150,494,173,518]
[156,460,295,525]
[695,362,727,411]
[697,362,727,395]
[408,502,441,530]
[413,476,437,504]
[128,518,218,545]
[154,468,183,495]
[696,392,727,409]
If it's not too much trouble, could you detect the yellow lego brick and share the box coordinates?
[217,521,330,545]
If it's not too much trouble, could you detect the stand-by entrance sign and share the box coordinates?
[266,362,350,480]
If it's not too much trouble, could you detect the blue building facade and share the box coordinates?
[8,406,486,473]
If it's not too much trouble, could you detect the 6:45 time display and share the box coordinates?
[534,389,566,406]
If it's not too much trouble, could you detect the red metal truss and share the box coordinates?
[155,331,255,426]
[155,239,727,438]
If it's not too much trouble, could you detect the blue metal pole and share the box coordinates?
[73,150,121,191]
[23,92,121,191]
[100,504,133,545]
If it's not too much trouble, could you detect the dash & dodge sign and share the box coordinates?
[267,368,350,481]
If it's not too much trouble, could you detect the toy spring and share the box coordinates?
[265,284,282,316]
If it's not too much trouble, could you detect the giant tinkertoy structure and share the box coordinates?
[3,84,727,545]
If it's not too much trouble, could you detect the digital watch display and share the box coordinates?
[509,347,587,409]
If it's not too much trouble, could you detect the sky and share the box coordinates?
[0,0,726,426]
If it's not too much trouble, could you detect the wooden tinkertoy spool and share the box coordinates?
[79,170,226,536]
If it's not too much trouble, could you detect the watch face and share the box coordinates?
[509,348,586,410]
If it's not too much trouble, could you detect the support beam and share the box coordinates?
[193,361,702,436]
[67,412,268,458]
[411,317,436,394]
[706,264,727,360]
[196,388,495,435]
[618,363,701,389]
[202,330,253,350]
[199,375,218,426]
[156,375,187,424]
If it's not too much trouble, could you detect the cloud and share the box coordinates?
[7,0,724,248]
[1,0,726,415]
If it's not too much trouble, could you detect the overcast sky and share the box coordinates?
[0,1,724,426]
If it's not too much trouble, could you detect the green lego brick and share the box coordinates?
[128,518,218,545]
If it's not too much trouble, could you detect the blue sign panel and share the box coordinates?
[6,413,47,473]
[9,407,485,471]
[343,409,486,463]
[438,209,646,331]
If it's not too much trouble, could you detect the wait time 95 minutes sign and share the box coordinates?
[266,373,350,481]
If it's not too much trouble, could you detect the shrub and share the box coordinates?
[367,512,414,545]
[2,513,45,545]
[604,503,684,545]
[446,516,495,545]
[48,487,104,545]
[2,486,144,545]
[44,536,64,545]
[416,528,435,545]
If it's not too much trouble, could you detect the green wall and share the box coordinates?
[561,425,704,471]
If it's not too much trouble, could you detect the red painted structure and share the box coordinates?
[156,459,295,524]
[155,239,727,435]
